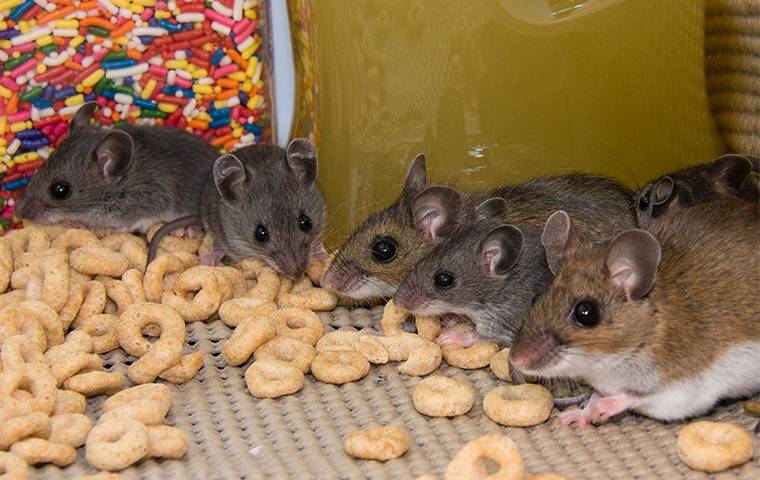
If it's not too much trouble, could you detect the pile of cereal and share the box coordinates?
[0,0,271,230]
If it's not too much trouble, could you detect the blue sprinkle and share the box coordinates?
[15,129,43,140]
[101,89,116,100]
[41,86,55,102]
[123,77,134,86]
[209,118,230,129]
[162,85,179,95]
[0,28,20,40]
[4,178,30,191]
[20,138,49,150]
[31,99,52,109]
[133,98,157,110]
[210,108,230,119]
[84,93,97,102]
[139,36,153,45]
[147,18,158,27]
[182,88,194,97]
[101,59,138,70]
[211,49,224,66]
[185,49,193,57]
[244,123,264,134]
[238,92,248,105]
[158,20,182,32]
[9,0,34,22]
[52,87,76,102]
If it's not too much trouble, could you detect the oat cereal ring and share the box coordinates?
[677,421,753,472]
[416,315,442,341]
[246,266,280,302]
[146,425,189,459]
[236,258,266,278]
[272,308,324,346]
[158,351,204,384]
[306,256,331,286]
[290,276,314,294]
[101,234,148,272]
[344,426,411,461]
[51,228,100,252]
[0,290,26,311]
[245,359,305,398]
[2,300,63,349]
[490,349,512,382]
[142,252,191,303]
[222,315,277,367]
[59,281,84,330]
[254,336,316,373]
[444,433,524,480]
[10,264,38,290]
[53,389,87,415]
[0,411,51,450]
[70,245,130,277]
[311,351,370,384]
[218,297,277,327]
[0,363,57,417]
[74,281,107,327]
[147,223,201,255]
[161,266,223,322]
[380,333,426,362]
[86,414,150,471]
[117,303,185,383]
[10,438,77,467]
[199,232,214,256]
[483,385,553,427]
[217,266,247,298]
[45,332,103,385]
[398,341,442,377]
[64,371,124,397]
[122,269,147,303]
[5,226,50,259]
[315,330,360,352]
[103,279,134,316]
[380,300,409,336]
[278,279,338,311]
[0,451,28,480]
[355,335,389,364]
[49,413,93,447]
[0,334,44,369]
[210,268,234,302]
[442,342,500,370]
[77,314,119,353]
[102,383,172,425]
[0,238,13,293]
[412,375,475,418]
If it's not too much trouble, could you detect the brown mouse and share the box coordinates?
[509,199,760,426]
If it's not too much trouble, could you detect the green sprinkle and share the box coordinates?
[87,26,110,37]
[103,51,126,61]
[94,77,112,95]
[140,109,168,119]
[113,85,134,96]
[4,51,34,71]
[113,120,129,128]
[40,44,58,54]
[19,86,43,102]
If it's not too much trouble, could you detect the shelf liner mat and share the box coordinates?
[30,306,760,480]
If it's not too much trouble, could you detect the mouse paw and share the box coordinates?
[588,392,638,424]
[171,226,195,238]
[199,250,223,266]
[558,409,592,429]
[436,330,483,347]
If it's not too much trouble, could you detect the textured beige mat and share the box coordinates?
[31,306,760,480]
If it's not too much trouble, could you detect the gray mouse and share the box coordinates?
[148,139,327,280]
[635,153,759,228]
[15,102,219,233]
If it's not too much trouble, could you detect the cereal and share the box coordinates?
[344,426,411,461]
[218,297,277,327]
[86,415,150,471]
[272,308,325,346]
[1,363,57,417]
[677,421,753,472]
[355,335,389,364]
[744,400,760,416]
[59,281,85,330]
[380,299,409,336]
[5,227,50,259]
[412,375,475,417]
[49,413,94,447]
[10,438,77,467]
[245,359,305,398]
[158,351,204,384]
[0,451,28,480]
[161,265,223,322]
[278,278,337,311]
[44,331,103,385]
[444,433,524,480]
[416,315,442,341]
[117,303,185,384]
[51,228,100,252]
[0,300,63,350]
[0,239,12,298]
[147,224,201,255]
[306,256,332,286]
[147,425,189,459]
[22,250,70,313]
[103,279,135,315]
[102,384,172,426]
[0,290,27,311]
[442,342,500,370]
[217,266,248,298]
[315,330,360,352]
[122,269,147,303]
[254,336,316,373]
[70,245,130,277]
[64,371,124,397]
[311,351,370,384]
[222,315,277,367]
[0,411,51,450]
[490,348,512,382]
[77,314,120,354]
[101,235,148,273]
[483,385,554,427]
[380,333,425,362]
[53,389,87,416]
[143,252,196,303]
[74,281,107,327]
[245,265,280,302]
[0,334,44,369]
[398,341,442,377]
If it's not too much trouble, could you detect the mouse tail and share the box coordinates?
[147,215,202,264]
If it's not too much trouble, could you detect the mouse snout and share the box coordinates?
[393,285,424,313]
[323,260,359,292]
[509,329,559,373]
[276,251,309,280]
[15,197,45,220]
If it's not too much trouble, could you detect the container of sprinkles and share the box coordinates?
[0,0,273,232]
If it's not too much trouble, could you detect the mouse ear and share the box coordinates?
[401,154,428,199]
[213,153,247,202]
[412,185,462,241]
[480,225,524,277]
[286,138,318,185]
[70,102,97,133]
[710,154,753,196]
[475,197,506,220]
[540,211,579,275]
[651,177,674,206]
[93,130,133,179]
[606,229,661,302]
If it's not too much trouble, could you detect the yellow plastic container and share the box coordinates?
[288,0,725,246]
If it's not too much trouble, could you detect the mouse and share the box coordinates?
[324,155,636,302]
[509,199,760,427]
[15,102,219,233]
[635,153,759,228]
[148,139,327,280]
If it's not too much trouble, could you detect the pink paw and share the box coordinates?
[171,226,195,238]
[588,395,635,424]
[436,330,482,347]
[199,251,222,266]
[558,409,591,428]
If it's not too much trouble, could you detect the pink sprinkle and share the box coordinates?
[174,76,192,89]
[141,8,153,21]
[52,121,69,137]
[94,48,109,61]
[96,96,108,107]
[10,58,38,78]
[149,65,169,77]
[204,9,235,28]
[234,25,255,45]
[7,111,31,123]
[5,43,36,55]
[74,53,84,63]
[212,63,238,79]
[0,77,20,92]
[232,19,251,35]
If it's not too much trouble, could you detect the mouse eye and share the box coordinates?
[572,299,600,327]
[298,214,312,232]
[638,191,650,211]
[254,225,269,243]
[434,271,455,289]
[370,237,397,263]
[50,181,71,200]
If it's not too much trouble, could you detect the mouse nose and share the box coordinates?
[509,329,559,373]
[277,252,308,280]
[15,197,44,220]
